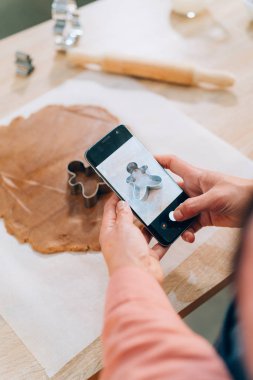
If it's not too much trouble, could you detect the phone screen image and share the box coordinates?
[86,125,193,245]
[97,136,182,226]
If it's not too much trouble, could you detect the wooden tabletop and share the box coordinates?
[0,0,252,379]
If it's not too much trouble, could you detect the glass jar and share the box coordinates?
[51,0,82,50]
[171,0,207,18]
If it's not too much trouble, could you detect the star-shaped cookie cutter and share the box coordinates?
[67,160,110,208]
[126,162,162,201]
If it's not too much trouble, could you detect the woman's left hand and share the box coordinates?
[99,194,169,283]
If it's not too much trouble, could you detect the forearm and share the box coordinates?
[100,267,230,380]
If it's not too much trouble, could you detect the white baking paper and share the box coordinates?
[0,72,252,377]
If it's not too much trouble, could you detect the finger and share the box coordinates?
[152,243,170,260]
[141,227,152,244]
[181,220,202,243]
[190,219,202,233]
[116,200,133,224]
[177,180,185,191]
[155,154,196,179]
[173,191,214,222]
[101,194,119,231]
[181,228,195,243]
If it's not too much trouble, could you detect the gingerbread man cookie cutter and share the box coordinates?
[126,162,162,201]
[67,160,110,208]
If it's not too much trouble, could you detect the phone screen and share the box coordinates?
[97,134,182,226]
[86,125,193,245]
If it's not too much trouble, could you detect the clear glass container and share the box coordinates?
[52,0,77,21]
[171,0,207,18]
[51,0,82,50]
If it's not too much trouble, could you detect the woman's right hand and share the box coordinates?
[156,155,253,243]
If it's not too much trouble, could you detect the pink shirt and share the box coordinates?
[100,267,230,380]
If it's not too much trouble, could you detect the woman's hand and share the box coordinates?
[100,194,169,281]
[156,155,253,244]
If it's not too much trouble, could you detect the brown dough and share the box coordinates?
[0,105,119,253]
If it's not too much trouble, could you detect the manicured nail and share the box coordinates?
[117,200,126,210]
[173,209,183,220]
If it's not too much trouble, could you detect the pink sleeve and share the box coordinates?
[100,267,230,380]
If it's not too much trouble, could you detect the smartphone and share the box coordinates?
[85,125,194,246]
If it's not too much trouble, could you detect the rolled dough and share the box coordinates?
[0,105,118,253]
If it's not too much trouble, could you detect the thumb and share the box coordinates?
[116,200,133,224]
[173,191,214,221]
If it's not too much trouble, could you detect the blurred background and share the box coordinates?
[0,0,95,39]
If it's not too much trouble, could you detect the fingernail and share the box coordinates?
[117,200,127,210]
[173,209,183,220]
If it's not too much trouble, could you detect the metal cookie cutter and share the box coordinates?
[126,162,162,201]
[67,161,110,208]
[15,51,34,76]
[52,0,83,51]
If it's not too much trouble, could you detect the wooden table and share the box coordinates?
[0,0,252,379]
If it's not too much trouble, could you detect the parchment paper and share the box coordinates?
[0,73,252,376]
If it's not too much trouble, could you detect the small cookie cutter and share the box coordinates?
[51,0,83,51]
[15,51,34,76]
[67,160,110,208]
[126,162,162,201]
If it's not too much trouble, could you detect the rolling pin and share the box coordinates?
[67,50,235,88]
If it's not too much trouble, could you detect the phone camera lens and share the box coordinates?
[161,222,167,230]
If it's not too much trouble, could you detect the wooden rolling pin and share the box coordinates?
[67,50,235,88]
